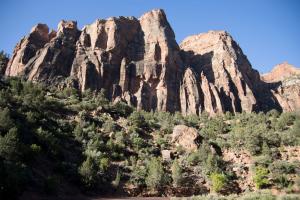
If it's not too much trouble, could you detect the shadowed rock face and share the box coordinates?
[5,9,300,115]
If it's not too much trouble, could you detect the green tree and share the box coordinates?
[0,51,9,75]
[0,127,19,160]
[171,159,183,187]
[210,172,228,193]
[79,156,97,188]
[145,157,165,190]
[130,164,147,187]
[0,108,14,132]
[253,166,269,189]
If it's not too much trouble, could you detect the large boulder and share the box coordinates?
[172,125,200,151]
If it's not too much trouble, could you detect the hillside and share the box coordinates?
[0,76,299,199]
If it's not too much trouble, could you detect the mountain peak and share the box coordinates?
[262,62,300,82]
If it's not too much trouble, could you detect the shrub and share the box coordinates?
[210,172,228,193]
[253,166,269,189]
[128,111,147,128]
[130,164,147,187]
[30,144,42,155]
[187,151,201,166]
[269,161,296,174]
[99,157,110,172]
[267,109,280,118]
[111,101,133,117]
[102,119,118,133]
[273,174,290,189]
[275,113,295,131]
[204,154,223,175]
[130,131,145,151]
[201,117,228,140]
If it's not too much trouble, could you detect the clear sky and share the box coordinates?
[0,0,299,73]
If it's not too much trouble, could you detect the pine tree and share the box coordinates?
[171,159,183,187]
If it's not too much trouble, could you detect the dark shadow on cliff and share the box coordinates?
[255,80,283,113]
[181,50,215,84]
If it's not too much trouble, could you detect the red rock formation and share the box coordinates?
[261,62,300,83]
[261,63,300,112]
[180,31,259,114]
[5,9,300,115]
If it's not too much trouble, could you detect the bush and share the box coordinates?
[130,164,147,187]
[275,113,295,131]
[253,166,269,189]
[128,111,147,128]
[99,157,110,172]
[269,161,296,174]
[102,119,118,133]
[111,101,133,117]
[210,172,228,193]
[273,174,290,189]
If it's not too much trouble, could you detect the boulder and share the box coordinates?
[172,125,200,151]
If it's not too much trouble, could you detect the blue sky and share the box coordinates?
[0,0,299,73]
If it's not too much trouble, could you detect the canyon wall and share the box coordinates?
[5,9,300,115]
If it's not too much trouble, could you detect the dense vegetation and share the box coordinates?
[0,51,9,75]
[0,76,299,199]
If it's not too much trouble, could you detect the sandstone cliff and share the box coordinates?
[261,62,300,112]
[180,31,260,115]
[5,9,300,115]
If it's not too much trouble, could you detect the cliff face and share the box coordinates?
[180,31,261,115]
[5,9,300,115]
[261,62,300,112]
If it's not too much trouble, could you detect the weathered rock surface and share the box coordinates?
[5,9,300,115]
[180,31,260,115]
[261,62,300,112]
[261,62,300,83]
[171,125,200,151]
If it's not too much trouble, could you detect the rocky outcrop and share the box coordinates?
[171,125,200,151]
[5,9,300,115]
[6,21,80,85]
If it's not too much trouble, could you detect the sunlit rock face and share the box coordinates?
[5,9,300,115]
[261,62,300,112]
[180,31,260,115]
